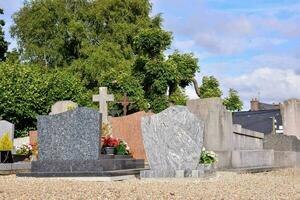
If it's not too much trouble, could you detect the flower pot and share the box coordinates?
[0,151,13,163]
[13,154,31,162]
[104,147,115,155]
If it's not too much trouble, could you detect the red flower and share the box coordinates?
[102,136,119,147]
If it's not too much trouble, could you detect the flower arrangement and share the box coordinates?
[200,147,218,164]
[101,135,130,155]
[102,136,119,148]
[15,144,33,155]
[0,132,13,151]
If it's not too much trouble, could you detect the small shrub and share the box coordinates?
[200,148,218,164]
[0,132,13,151]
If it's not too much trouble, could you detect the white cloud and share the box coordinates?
[222,68,300,106]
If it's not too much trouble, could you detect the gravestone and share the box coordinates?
[39,107,100,161]
[49,101,78,115]
[93,87,114,123]
[31,107,102,173]
[0,120,14,143]
[140,106,204,177]
[281,99,300,139]
[187,98,233,152]
[110,111,153,160]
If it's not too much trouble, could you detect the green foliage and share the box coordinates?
[116,141,129,155]
[0,63,90,136]
[200,148,218,164]
[133,28,172,58]
[11,0,200,114]
[199,76,223,98]
[223,88,243,111]
[0,8,8,61]
[0,132,13,151]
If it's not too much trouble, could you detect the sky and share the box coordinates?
[2,0,300,110]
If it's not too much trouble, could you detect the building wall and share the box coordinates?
[281,99,300,139]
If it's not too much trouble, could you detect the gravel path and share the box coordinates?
[0,168,299,200]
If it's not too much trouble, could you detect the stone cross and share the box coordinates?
[118,93,134,116]
[93,87,114,123]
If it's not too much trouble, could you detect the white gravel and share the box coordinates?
[0,168,300,200]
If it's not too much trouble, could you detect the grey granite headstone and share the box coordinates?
[141,106,204,178]
[49,101,78,115]
[0,120,14,143]
[38,107,100,161]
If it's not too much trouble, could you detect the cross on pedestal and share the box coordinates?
[118,93,134,116]
[93,87,114,123]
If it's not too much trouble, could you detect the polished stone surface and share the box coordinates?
[141,106,204,177]
[38,107,101,161]
[0,120,14,143]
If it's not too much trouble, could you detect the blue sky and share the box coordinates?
[2,0,300,109]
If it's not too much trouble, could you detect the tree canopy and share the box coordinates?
[223,89,243,111]
[0,62,91,137]
[199,76,223,98]
[11,0,200,113]
[0,8,8,61]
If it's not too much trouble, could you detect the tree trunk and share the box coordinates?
[192,77,201,97]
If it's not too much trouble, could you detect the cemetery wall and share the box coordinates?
[273,151,297,167]
[263,134,300,152]
[281,99,300,139]
[231,150,274,168]
[233,124,264,150]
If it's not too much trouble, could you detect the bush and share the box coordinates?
[0,132,13,151]
[200,148,218,164]
[0,63,91,137]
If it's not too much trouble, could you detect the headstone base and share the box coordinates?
[18,157,145,177]
[140,169,205,178]
[31,158,144,173]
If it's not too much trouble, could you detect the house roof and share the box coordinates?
[232,109,282,134]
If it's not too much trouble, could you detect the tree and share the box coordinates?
[0,62,90,137]
[223,88,243,111]
[11,0,200,113]
[199,76,222,98]
[0,8,8,61]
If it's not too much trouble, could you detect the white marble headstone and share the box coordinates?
[0,120,14,143]
[49,101,78,115]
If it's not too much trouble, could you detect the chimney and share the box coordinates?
[250,98,259,111]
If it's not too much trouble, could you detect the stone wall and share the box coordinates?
[233,124,264,150]
[281,99,300,139]
[110,111,153,160]
[187,98,233,152]
[263,134,300,152]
